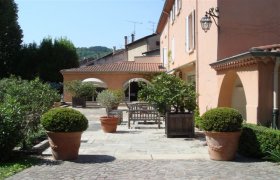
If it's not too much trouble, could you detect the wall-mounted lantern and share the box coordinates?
[200,7,219,32]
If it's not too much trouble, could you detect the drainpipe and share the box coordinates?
[272,57,280,129]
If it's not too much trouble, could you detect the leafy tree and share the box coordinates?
[14,43,39,80]
[76,46,112,60]
[0,0,23,78]
[138,73,197,114]
[38,37,79,82]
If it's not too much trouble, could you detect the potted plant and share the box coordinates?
[97,90,122,133]
[41,108,88,160]
[64,80,96,108]
[200,107,243,161]
[138,73,196,138]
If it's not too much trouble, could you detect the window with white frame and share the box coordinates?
[172,37,175,62]
[175,0,178,15]
[176,0,182,15]
[186,10,195,52]
[172,5,175,23]
[162,48,168,67]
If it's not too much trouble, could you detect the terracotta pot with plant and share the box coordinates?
[64,80,96,108]
[41,108,88,160]
[97,90,123,133]
[200,107,243,161]
[138,73,197,138]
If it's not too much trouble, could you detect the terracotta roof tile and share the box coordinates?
[61,62,166,73]
[250,44,280,52]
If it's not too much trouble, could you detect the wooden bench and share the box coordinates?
[126,102,160,129]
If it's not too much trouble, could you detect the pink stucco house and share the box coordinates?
[157,0,280,128]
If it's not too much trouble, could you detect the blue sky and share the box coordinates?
[15,0,164,49]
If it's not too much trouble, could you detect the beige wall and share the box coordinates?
[134,55,161,63]
[128,41,148,61]
[197,0,219,114]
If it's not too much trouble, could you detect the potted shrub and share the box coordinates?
[200,107,243,161]
[97,90,122,133]
[41,108,88,160]
[64,80,96,108]
[138,73,196,138]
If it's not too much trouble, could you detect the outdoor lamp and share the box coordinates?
[200,7,219,32]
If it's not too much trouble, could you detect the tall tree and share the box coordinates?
[0,0,23,78]
[38,37,79,82]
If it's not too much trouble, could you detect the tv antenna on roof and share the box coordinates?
[126,20,143,37]
[148,21,156,33]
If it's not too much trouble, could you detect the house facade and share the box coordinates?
[157,0,280,128]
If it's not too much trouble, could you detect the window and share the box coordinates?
[186,10,195,52]
[187,74,196,84]
[175,0,178,15]
[176,0,182,15]
[162,48,168,66]
[171,5,175,23]
[172,37,175,62]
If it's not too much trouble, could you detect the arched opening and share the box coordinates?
[123,78,150,102]
[82,78,107,101]
[218,71,247,119]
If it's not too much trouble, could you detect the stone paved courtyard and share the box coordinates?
[7,105,280,180]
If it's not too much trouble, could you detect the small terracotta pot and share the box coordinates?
[47,131,82,160]
[205,131,241,161]
[100,116,118,133]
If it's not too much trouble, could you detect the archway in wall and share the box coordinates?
[218,71,247,119]
[123,78,150,102]
[82,78,108,101]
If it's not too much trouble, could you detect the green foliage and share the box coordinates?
[238,123,280,159]
[0,98,24,162]
[138,73,196,114]
[38,37,79,82]
[265,149,280,163]
[109,89,125,105]
[0,0,23,78]
[13,43,39,80]
[0,156,40,179]
[41,108,88,132]
[201,107,243,132]
[97,90,122,115]
[0,77,60,151]
[65,80,96,98]
[194,107,203,129]
[76,46,112,60]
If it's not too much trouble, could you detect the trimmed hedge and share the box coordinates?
[201,107,243,132]
[41,108,88,132]
[238,123,280,158]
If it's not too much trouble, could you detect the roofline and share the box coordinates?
[126,33,158,47]
[210,51,280,67]
[156,0,174,34]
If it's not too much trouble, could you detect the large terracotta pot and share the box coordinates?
[47,131,82,160]
[205,131,241,161]
[100,116,118,133]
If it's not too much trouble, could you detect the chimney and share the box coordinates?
[113,46,116,54]
[131,33,135,42]
[124,36,128,46]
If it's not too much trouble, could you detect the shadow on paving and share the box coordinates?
[73,155,116,164]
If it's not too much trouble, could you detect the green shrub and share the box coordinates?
[238,123,280,159]
[0,98,24,162]
[138,73,197,114]
[0,77,60,149]
[41,108,88,132]
[65,80,96,98]
[194,107,202,129]
[201,107,243,132]
[97,90,121,115]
